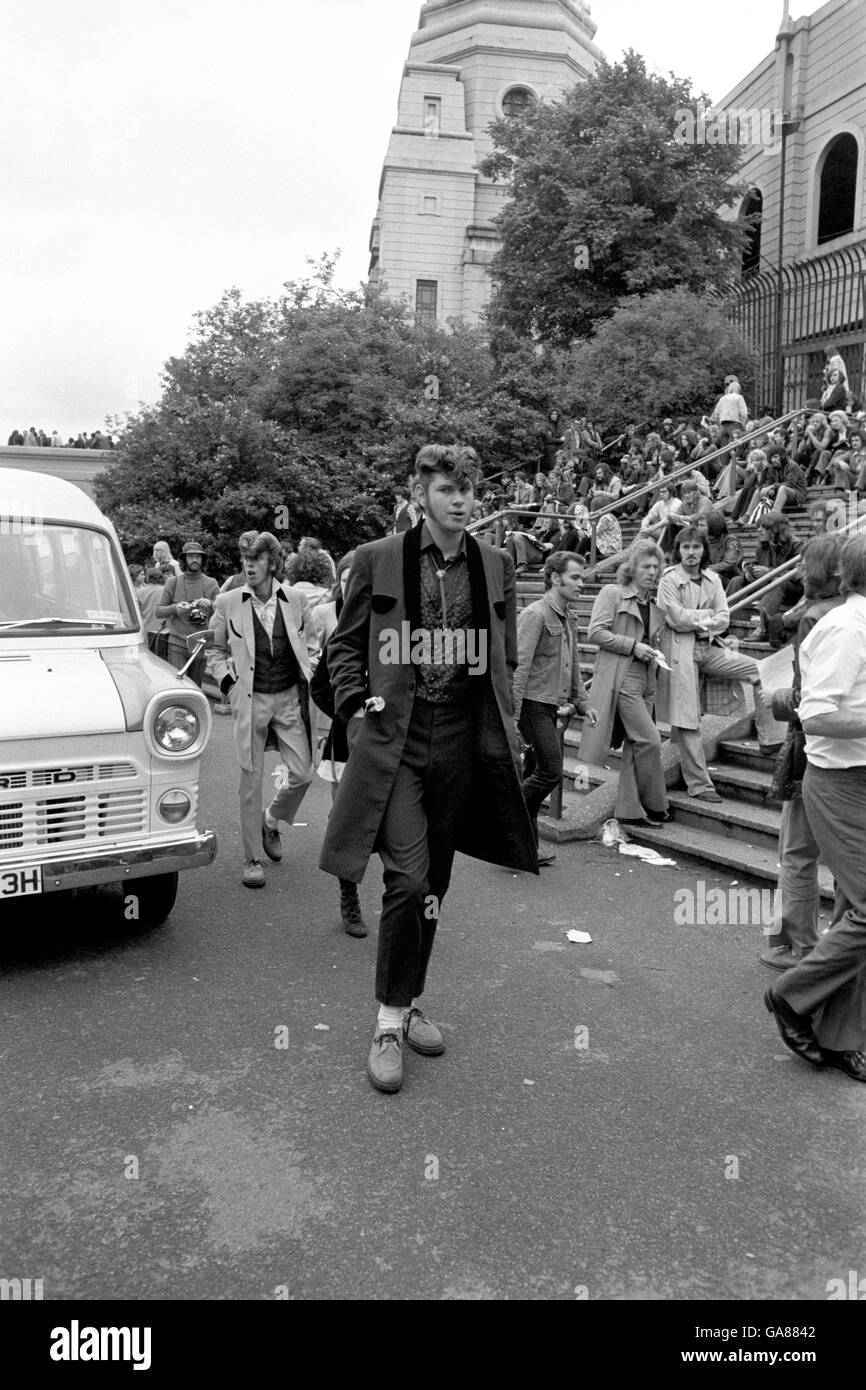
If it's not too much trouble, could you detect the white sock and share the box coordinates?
[402,1001,418,1019]
[264,808,279,829]
[377,1004,403,1032]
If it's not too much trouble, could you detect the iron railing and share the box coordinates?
[728,240,866,413]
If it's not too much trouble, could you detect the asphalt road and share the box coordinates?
[1,715,863,1301]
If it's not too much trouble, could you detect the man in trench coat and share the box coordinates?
[319,444,538,1093]
[580,540,669,822]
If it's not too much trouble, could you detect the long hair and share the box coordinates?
[616,536,665,586]
[840,534,866,597]
[801,534,842,601]
[672,527,710,570]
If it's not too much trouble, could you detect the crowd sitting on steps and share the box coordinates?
[463,348,866,588]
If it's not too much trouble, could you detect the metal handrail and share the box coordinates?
[479,405,826,824]
[469,407,811,559]
[726,556,801,612]
[588,406,811,572]
[728,502,866,614]
[467,507,585,552]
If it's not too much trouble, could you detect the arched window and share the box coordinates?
[741,189,763,276]
[501,86,535,119]
[817,134,858,244]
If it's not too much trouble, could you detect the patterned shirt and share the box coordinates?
[415,523,476,704]
[244,581,278,645]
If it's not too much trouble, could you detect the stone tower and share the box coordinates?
[369,0,603,326]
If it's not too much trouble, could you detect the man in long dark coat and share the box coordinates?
[319,444,538,1093]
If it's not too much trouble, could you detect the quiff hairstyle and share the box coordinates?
[245,531,282,572]
[414,444,482,489]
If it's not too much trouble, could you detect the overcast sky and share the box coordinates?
[1,0,825,437]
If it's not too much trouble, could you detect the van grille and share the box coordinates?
[0,788,147,851]
[0,762,136,792]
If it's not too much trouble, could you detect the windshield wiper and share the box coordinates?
[0,618,122,630]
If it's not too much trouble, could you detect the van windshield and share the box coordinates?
[0,523,139,634]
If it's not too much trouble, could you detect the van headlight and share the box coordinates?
[153,706,200,753]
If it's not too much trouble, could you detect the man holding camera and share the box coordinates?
[155,540,219,687]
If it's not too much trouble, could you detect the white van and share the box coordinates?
[0,468,216,926]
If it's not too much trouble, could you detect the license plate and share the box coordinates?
[0,866,43,898]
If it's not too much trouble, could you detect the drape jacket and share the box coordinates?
[207,583,316,772]
[318,521,538,883]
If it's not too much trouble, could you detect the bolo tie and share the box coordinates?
[434,565,448,631]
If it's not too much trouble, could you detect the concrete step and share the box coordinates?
[707,760,779,807]
[620,820,834,900]
[562,755,605,793]
[718,736,779,773]
[663,789,780,851]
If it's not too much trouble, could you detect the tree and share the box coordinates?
[481,52,748,345]
[94,259,576,578]
[562,287,760,433]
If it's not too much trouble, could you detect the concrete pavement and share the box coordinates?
[1,716,863,1300]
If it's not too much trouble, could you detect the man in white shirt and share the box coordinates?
[765,534,866,1082]
[641,484,682,535]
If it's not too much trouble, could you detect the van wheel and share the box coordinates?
[126,873,179,928]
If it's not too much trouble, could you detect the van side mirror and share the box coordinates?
[178,629,215,678]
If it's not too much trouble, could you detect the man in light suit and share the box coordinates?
[208,531,315,887]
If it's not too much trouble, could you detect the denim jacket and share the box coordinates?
[513,591,590,719]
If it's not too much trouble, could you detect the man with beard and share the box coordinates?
[155,541,218,687]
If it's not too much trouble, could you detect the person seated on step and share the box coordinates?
[505,498,563,573]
